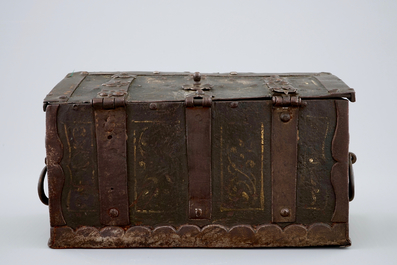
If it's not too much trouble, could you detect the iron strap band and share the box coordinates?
[271,105,298,223]
[93,73,132,226]
[186,106,212,219]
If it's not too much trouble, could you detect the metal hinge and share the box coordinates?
[265,75,305,107]
[266,75,305,108]
[91,73,134,109]
[92,97,125,109]
[272,95,305,107]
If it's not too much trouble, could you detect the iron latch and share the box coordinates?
[184,72,212,108]
[182,72,213,92]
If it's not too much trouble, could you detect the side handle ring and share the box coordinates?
[38,165,49,206]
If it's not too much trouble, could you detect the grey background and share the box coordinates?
[1,0,396,264]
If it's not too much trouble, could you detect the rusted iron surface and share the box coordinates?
[49,223,350,248]
[265,75,297,94]
[331,100,349,223]
[314,74,356,102]
[94,107,130,226]
[296,100,337,224]
[186,106,212,219]
[43,71,354,104]
[122,72,355,103]
[44,72,87,104]
[42,72,355,248]
[57,104,101,228]
[271,107,298,223]
[45,105,66,226]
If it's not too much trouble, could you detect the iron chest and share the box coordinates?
[39,71,356,248]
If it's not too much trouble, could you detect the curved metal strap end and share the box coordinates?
[38,166,49,206]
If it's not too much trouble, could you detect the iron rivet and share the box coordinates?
[72,104,78,110]
[81,71,88,75]
[280,208,290,217]
[195,114,202,121]
[149,103,158,110]
[109,208,119,218]
[230,102,238,108]
[153,71,160,74]
[280,113,291,122]
[113,91,124,97]
[58,96,67,99]
[195,208,203,218]
[99,92,108,97]
[230,71,237,75]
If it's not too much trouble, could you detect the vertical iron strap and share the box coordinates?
[271,107,298,223]
[186,106,212,219]
[94,107,130,226]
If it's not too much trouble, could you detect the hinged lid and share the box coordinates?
[43,71,355,108]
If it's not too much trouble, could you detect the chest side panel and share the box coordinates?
[211,101,272,226]
[127,102,188,226]
[57,104,101,228]
[296,100,337,224]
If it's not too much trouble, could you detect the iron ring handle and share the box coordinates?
[349,152,356,202]
[38,165,49,206]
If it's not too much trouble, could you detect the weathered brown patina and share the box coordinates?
[40,71,355,248]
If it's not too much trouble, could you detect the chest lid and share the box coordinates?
[43,71,355,107]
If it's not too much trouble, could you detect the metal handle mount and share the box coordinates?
[38,165,49,206]
[349,152,356,202]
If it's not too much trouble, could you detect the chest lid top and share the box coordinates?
[44,71,355,105]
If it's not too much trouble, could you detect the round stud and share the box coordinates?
[108,208,119,218]
[280,208,290,217]
[280,113,291,122]
[149,103,158,110]
[230,102,238,108]
[112,91,125,97]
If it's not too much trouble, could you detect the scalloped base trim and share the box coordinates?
[49,223,350,248]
